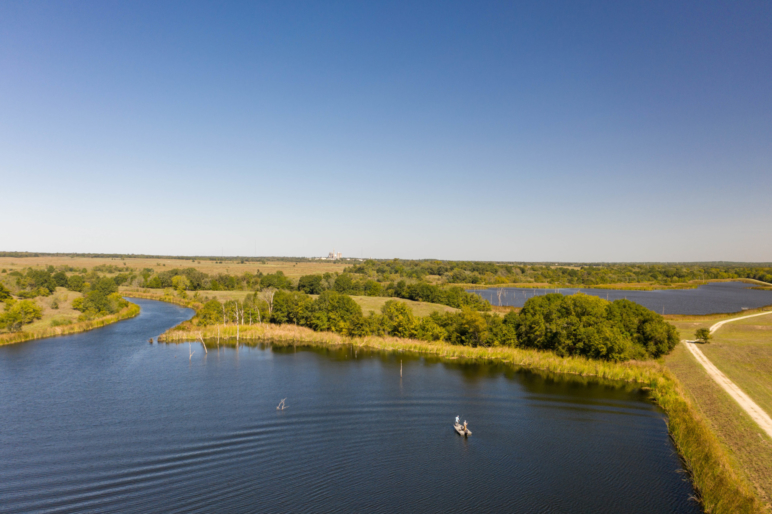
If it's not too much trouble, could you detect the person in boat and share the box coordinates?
[463,420,468,432]
[455,415,460,425]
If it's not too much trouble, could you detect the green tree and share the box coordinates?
[53,271,68,287]
[67,275,86,292]
[298,274,324,294]
[271,291,313,325]
[309,291,364,335]
[172,275,190,293]
[381,300,418,339]
[1,299,43,332]
[259,271,293,290]
[333,273,358,294]
[196,299,224,325]
[695,328,712,344]
[363,280,382,296]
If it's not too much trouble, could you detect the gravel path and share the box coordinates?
[683,310,772,439]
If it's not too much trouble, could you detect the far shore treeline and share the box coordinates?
[0,257,755,360]
[188,291,678,362]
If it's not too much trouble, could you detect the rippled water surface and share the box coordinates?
[0,299,701,513]
[471,281,772,315]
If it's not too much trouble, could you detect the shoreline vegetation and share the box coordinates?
[141,288,766,514]
[0,302,140,346]
[3,257,771,512]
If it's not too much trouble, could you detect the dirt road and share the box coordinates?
[683,310,772,439]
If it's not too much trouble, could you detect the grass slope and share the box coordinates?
[665,344,772,508]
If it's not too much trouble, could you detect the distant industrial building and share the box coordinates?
[323,250,342,260]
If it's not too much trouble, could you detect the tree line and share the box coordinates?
[191,291,677,362]
[344,259,772,286]
[139,268,491,311]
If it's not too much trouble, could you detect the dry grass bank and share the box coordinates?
[665,344,772,508]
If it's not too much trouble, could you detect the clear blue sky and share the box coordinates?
[1,1,770,261]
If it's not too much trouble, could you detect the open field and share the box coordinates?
[24,288,84,331]
[700,313,772,417]
[668,309,772,416]
[665,343,772,507]
[0,256,350,279]
[346,295,457,316]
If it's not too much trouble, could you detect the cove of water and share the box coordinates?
[0,299,700,513]
[470,281,772,315]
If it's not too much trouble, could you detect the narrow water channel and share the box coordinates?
[0,299,700,513]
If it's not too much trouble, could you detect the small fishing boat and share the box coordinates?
[454,422,472,437]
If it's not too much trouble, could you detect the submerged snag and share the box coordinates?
[276,398,286,410]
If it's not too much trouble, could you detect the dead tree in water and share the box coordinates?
[276,398,286,410]
[497,288,504,307]
[188,341,195,360]
[198,333,207,354]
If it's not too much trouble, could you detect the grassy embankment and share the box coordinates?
[149,290,767,514]
[0,302,140,346]
[666,309,772,506]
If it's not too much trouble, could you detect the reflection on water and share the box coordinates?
[470,281,772,315]
[0,299,700,513]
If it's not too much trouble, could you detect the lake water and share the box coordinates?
[0,299,700,513]
[470,281,772,315]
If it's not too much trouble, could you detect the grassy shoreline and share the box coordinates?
[0,302,141,346]
[159,320,765,513]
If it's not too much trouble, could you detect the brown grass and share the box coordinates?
[0,256,350,279]
[14,288,84,332]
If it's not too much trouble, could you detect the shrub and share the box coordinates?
[695,328,712,344]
